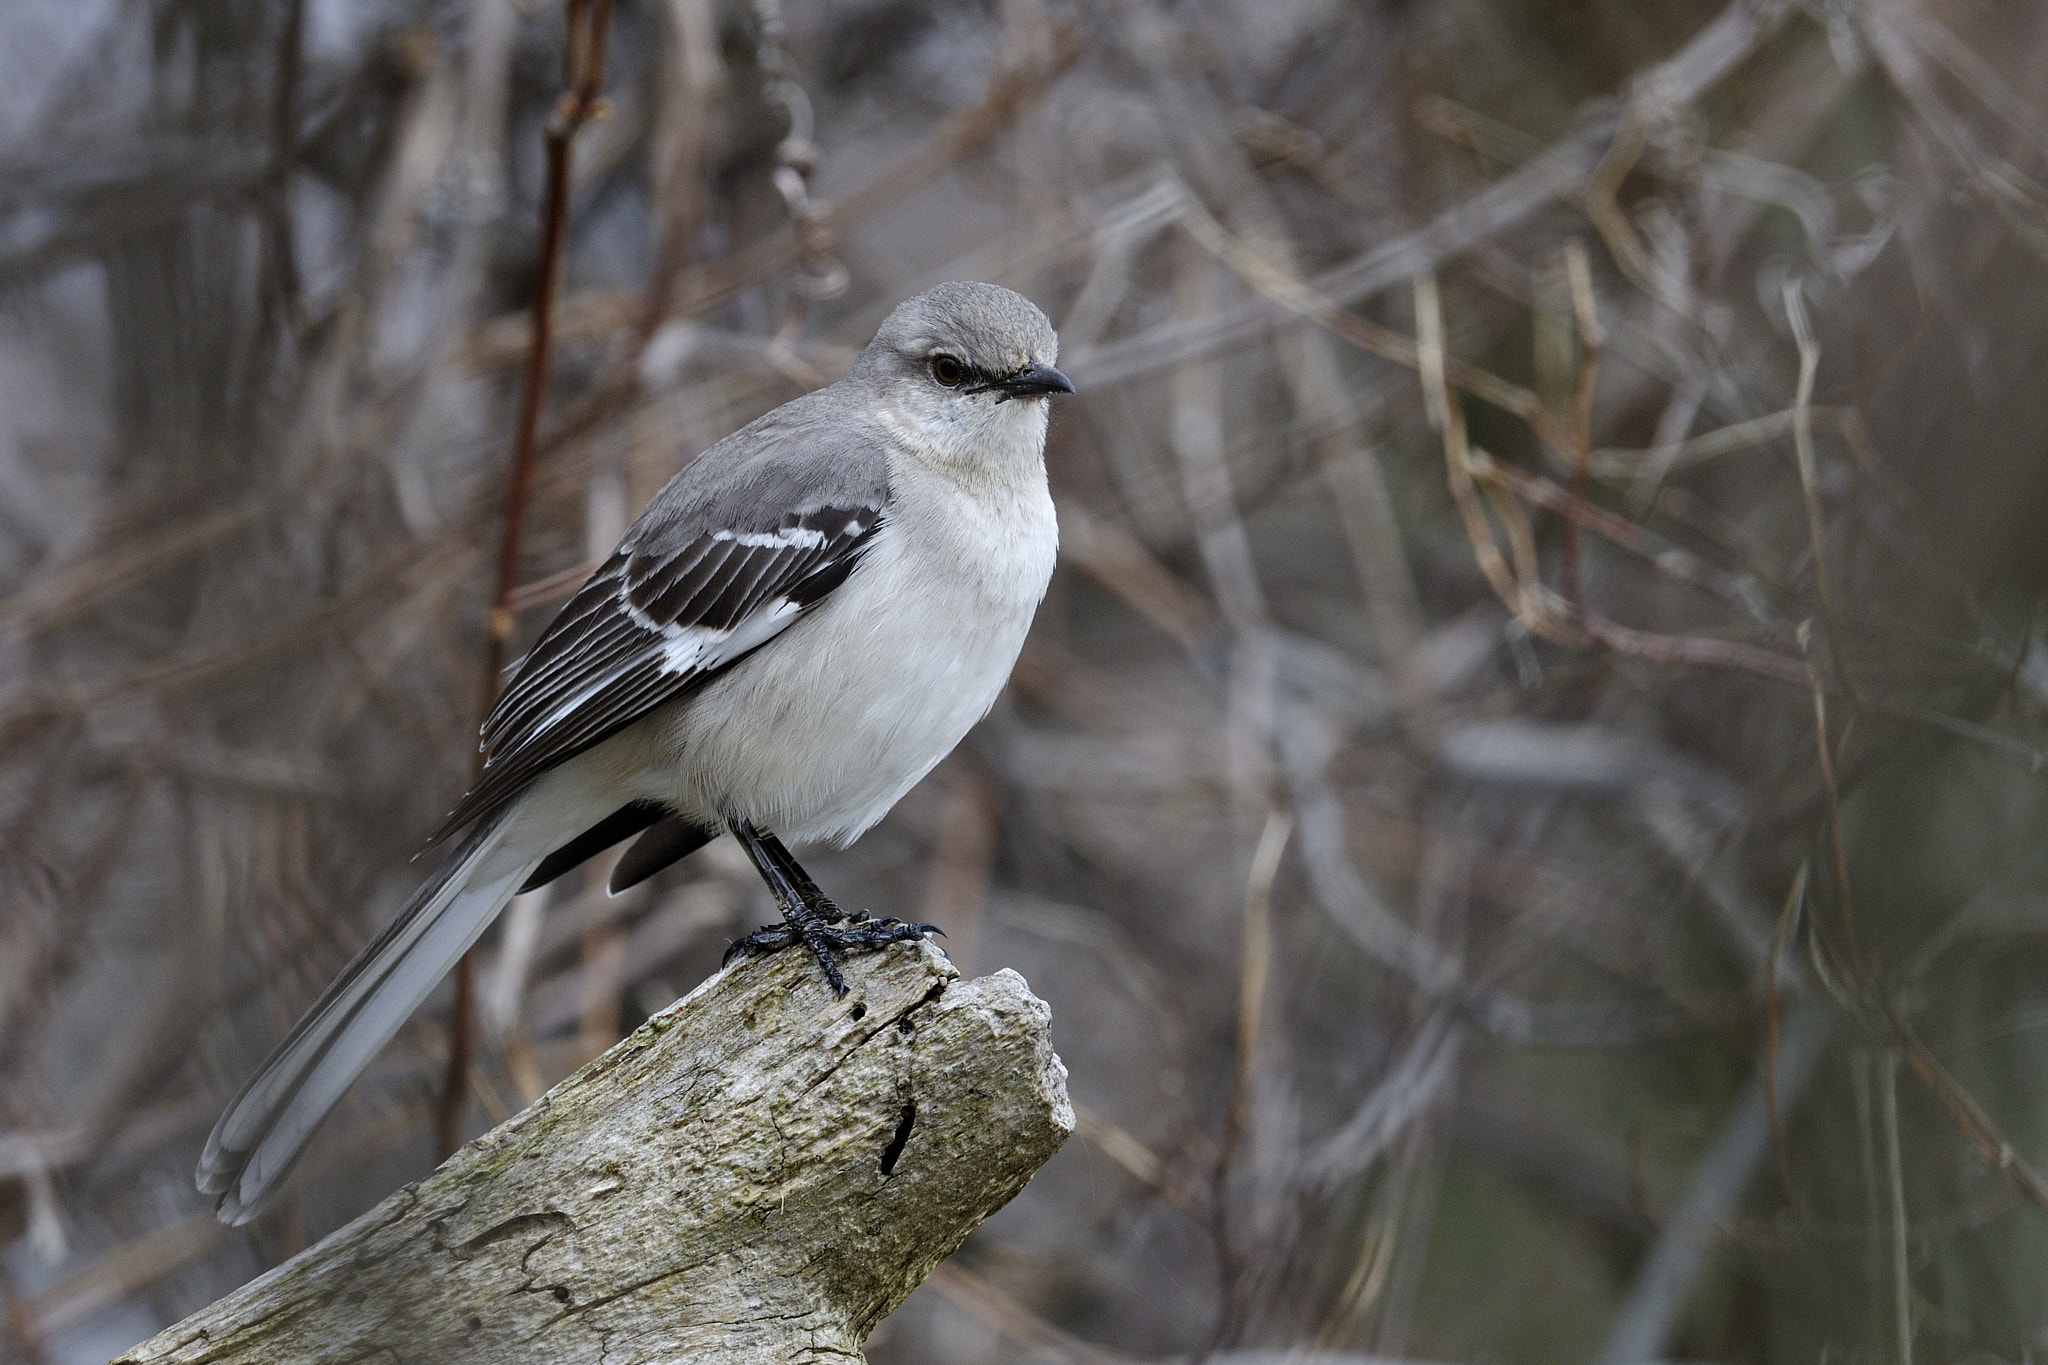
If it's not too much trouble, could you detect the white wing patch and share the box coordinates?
[655,596,802,675]
[711,527,828,550]
[531,596,809,740]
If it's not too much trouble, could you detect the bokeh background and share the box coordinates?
[7,0,2048,1360]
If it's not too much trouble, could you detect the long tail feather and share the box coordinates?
[197,803,542,1225]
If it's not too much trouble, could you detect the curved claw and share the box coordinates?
[721,913,944,989]
[861,916,941,937]
[722,923,798,965]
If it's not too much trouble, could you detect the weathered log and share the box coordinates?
[118,940,1072,1364]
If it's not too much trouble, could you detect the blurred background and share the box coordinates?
[5,0,2048,1360]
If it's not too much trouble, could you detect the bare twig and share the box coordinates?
[1055,501,1218,648]
[916,764,1001,974]
[1809,667,1866,976]
[1415,267,1814,690]
[1595,1009,1835,1365]
[508,19,1084,457]
[1765,861,1809,1208]
[1560,240,1603,615]
[1414,272,1563,641]
[1075,0,1792,385]
[925,1262,1125,1365]
[1880,1051,1914,1365]
[24,1218,229,1341]
[1213,812,1292,1345]
[1228,811,1290,1158]
[439,0,618,1163]
[1783,281,1847,672]
[1893,1025,2048,1214]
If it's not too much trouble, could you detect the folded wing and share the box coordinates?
[438,502,883,840]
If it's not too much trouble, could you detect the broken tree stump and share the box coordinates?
[117,940,1072,1364]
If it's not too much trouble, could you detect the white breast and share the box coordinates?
[635,450,1058,846]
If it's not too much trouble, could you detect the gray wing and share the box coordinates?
[437,396,891,839]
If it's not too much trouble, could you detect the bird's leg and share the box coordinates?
[723,820,939,993]
[726,818,842,991]
[757,829,859,923]
[759,832,944,951]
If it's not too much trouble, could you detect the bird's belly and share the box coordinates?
[642,523,1047,845]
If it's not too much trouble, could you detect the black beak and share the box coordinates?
[987,362,1076,402]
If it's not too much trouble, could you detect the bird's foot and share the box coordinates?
[722,913,942,995]
[810,895,854,924]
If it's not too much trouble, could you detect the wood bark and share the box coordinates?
[118,940,1072,1364]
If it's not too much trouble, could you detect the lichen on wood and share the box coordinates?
[119,941,1071,1364]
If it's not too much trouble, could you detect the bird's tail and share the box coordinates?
[197,801,542,1225]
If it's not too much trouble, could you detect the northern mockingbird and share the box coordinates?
[198,281,1073,1224]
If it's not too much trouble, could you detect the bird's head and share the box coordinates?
[855,281,1074,475]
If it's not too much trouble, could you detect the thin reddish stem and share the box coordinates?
[438,0,616,1163]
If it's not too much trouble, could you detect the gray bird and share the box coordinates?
[197,281,1073,1225]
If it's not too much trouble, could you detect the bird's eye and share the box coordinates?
[930,354,967,387]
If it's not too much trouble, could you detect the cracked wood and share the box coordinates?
[118,941,1072,1364]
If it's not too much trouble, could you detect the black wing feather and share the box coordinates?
[609,815,718,893]
[438,521,883,844]
[430,390,894,841]
[520,800,670,893]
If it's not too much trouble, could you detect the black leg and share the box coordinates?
[723,819,938,994]
[757,830,860,923]
[757,831,945,948]
[727,819,843,992]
